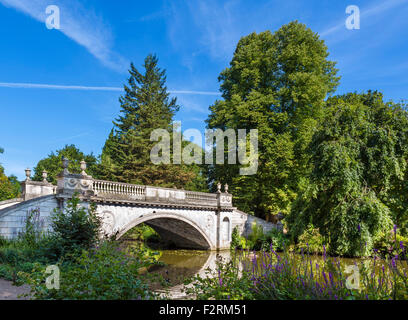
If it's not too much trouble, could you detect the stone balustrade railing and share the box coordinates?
[93,179,146,200]
[21,158,233,209]
[92,179,227,207]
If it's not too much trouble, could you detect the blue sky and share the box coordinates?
[0,0,407,180]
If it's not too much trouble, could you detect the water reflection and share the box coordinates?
[151,250,231,287]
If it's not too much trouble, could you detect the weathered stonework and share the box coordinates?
[0,159,280,249]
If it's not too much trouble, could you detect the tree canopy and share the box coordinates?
[32,144,98,184]
[287,91,408,256]
[0,147,21,201]
[206,21,340,219]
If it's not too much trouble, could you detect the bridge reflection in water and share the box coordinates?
[147,249,232,299]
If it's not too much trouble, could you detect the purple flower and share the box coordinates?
[358,224,361,232]
[393,224,397,235]
[399,241,404,251]
[323,271,328,284]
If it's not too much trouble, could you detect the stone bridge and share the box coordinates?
[0,159,279,250]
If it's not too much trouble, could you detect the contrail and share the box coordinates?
[0,82,221,95]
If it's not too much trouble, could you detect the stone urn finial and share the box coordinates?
[61,156,70,175]
[217,182,222,193]
[42,170,48,183]
[25,168,31,181]
[224,183,229,193]
[80,160,87,176]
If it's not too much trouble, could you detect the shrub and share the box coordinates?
[295,225,326,254]
[374,227,408,259]
[247,223,265,250]
[49,194,102,258]
[19,241,160,300]
[184,252,255,300]
[261,228,288,252]
[230,227,247,250]
[232,224,288,251]
[0,235,10,247]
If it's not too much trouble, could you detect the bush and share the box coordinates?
[184,252,255,300]
[19,241,160,300]
[231,224,288,251]
[261,228,288,252]
[0,235,10,247]
[230,227,247,250]
[49,194,102,258]
[295,225,326,255]
[374,228,408,259]
[246,223,265,250]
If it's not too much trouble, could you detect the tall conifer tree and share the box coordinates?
[100,55,205,189]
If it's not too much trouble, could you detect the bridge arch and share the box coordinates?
[115,211,215,250]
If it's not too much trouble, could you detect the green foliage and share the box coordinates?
[231,224,288,251]
[287,91,405,257]
[295,225,326,254]
[19,241,159,300]
[206,21,339,219]
[0,148,21,201]
[184,254,255,300]
[262,228,288,252]
[0,169,21,201]
[32,144,98,184]
[49,194,102,258]
[230,226,248,250]
[373,228,408,259]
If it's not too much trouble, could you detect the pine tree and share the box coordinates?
[100,55,203,188]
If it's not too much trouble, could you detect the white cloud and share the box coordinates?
[0,82,221,95]
[0,0,128,72]
[0,82,123,91]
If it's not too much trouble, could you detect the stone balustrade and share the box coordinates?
[93,179,146,200]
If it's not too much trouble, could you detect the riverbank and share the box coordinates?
[0,279,30,300]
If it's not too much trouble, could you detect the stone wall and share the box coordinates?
[0,195,58,239]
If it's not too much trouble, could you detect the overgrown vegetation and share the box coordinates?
[0,195,161,299]
[231,224,288,252]
[185,247,408,300]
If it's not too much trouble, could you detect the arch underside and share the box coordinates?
[146,219,211,249]
[116,213,213,250]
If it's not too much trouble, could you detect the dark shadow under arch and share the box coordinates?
[116,212,214,250]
